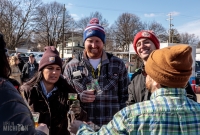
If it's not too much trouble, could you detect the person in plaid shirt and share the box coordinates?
[63,18,128,129]
[69,45,200,135]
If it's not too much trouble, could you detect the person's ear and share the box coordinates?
[152,80,161,89]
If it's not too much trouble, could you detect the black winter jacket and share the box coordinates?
[127,67,197,105]
[0,78,46,135]
[21,62,39,82]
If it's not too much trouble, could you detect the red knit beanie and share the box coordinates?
[133,30,160,54]
[38,46,62,71]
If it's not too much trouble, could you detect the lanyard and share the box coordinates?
[86,52,103,79]
[90,63,101,79]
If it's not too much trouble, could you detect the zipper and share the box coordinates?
[36,86,52,131]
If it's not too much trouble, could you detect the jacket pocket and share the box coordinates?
[102,68,119,94]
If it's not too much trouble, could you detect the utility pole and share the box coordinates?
[71,30,74,57]
[167,13,173,43]
[62,4,65,58]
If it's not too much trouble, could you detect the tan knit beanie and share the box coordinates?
[145,45,192,88]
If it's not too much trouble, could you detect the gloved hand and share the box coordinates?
[69,99,81,115]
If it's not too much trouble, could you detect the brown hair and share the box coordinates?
[10,56,19,66]
[0,33,11,78]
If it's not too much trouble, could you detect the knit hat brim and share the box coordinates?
[133,30,160,54]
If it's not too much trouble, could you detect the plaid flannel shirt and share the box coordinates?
[63,50,128,126]
[77,88,200,135]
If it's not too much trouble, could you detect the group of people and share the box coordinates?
[1,17,200,135]
[8,53,38,86]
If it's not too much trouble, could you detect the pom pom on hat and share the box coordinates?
[90,18,99,24]
[38,46,62,71]
[83,18,105,43]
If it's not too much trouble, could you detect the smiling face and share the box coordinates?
[42,64,61,84]
[84,36,104,59]
[136,38,157,62]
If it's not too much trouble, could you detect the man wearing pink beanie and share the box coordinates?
[126,30,196,105]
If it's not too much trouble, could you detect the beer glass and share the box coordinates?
[93,79,103,95]
[31,112,40,127]
[68,93,78,105]
[86,83,95,94]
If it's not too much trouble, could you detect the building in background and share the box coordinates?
[57,35,84,58]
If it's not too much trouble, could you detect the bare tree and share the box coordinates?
[170,28,181,43]
[179,32,199,45]
[76,11,109,32]
[112,13,143,52]
[104,27,115,51]
[143,21,168,42]
[0,0,42,49]
[33,1,74,47]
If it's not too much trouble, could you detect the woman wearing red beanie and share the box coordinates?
[20,46,87,135]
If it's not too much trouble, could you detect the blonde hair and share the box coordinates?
[10,56,19,66]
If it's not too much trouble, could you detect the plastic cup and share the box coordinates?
[32,112,40,127]
[86,83,95,93]
[68,93,78,105]
[93,79,103,95]
[68,93,77,100]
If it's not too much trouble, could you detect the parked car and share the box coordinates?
[26,52,44,56]
[20,56,29,63]
[9,53,15,56]
[35,53,43,63]
[10,53,27,57]
[195,61,200,85]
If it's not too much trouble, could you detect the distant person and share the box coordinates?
[21,54,38,83]
[63,18,128,128]
[69,45,200,135]
[62,57,73,74]
[0,33,49,135]
[126,30,197,105]
[9,56,22,84]
[16,53,25,71]
[20,46,87,135]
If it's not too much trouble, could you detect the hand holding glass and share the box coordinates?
[68,93,78,130]
[32,112,40,128]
